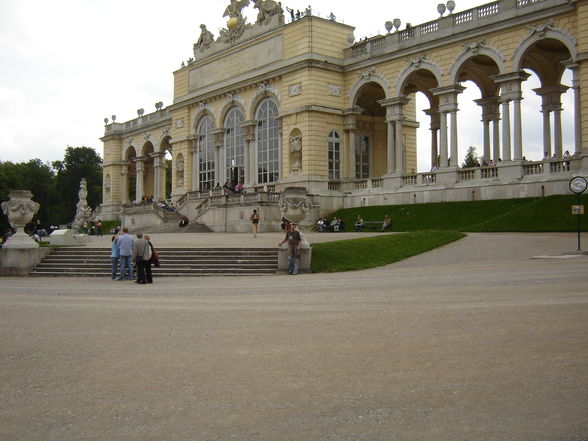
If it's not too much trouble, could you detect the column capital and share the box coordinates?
[492,71,531,100]
[343,107,362,130]
[431,85,465,112]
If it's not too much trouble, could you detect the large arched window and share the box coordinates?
[224,108,245,186]
[255,98,280,184]
[328,130,341,180]
[197,115,215,190]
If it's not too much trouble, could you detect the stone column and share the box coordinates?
[492,71,530,161]
[439,111,449,167]
[151,152,167,200]
[475,97,499,162]
[424,108,440,169]
[534,84,569,158]
[449,109,458,167]
[501,99,512,162]
[541,109,552,157]
[190,140,199,191]
[432,85,464,168]
[386,121,395,173]
[395,119,404,174]
[343,108,362,179]
[513,96,523,160]
[568,63,582,155]
[241,121,258,188]
[120,163,129,203]
[378,97,409,174]
[492,119,500,162]
[135,159,145,202]
[212,129,225,186]
[553,105,564,158]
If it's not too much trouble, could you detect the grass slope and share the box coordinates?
[329,194,588,232]
[310,230,466,273]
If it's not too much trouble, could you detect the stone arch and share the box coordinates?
[449,44,505,85]
[157,132,172,152]
[191,103,217,131]
[250,83,280,120]
[219,96,247,125]
[123,143,137,161]
[140,140,154,157]
[394,60,442,98]
[349,71,390,108]
[512,23,577,72]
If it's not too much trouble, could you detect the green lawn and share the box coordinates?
[310,194,587,273]
[310,230,465,273]
[328,194,588,233]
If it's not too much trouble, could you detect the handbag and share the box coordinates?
[150,249,161,267]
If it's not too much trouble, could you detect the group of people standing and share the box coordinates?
[110,227,159,284]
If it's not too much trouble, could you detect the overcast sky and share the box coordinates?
[0,0,574,172]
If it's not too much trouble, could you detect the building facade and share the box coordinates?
[100,0,588,230]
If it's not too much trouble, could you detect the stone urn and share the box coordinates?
[278,187,313,224]
[1,190,40,248]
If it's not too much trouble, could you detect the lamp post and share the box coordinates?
[569,176,587,252]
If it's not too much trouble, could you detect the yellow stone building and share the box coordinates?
[100,0,588,231]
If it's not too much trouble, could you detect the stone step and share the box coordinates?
[31,247,279,277]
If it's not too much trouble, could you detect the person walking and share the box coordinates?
[132,232,151,285]
[110,235,120,280]
[143,234,156,284]
[278,223,302,275]
[250,209,260,238]
[117,227,134,280]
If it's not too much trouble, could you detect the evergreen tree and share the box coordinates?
[462,146,479,168]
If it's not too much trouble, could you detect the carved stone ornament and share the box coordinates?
[194,24,215,55]
[175,119,184,129]
[278,187,313,223]
[462,39,488,54]
[144,133,151,141]
[176,157,184,172]
[357,67,376,79]
[1,190,40,248]
[253,0,285,25]
[407,54,428,67]
[289,135,302,153]
[251,82,280,103]
[225,93,245,107]
[289,83,302,97]
[528,21,555,38]
[198,102,217,116]
[328,84,342,96]
[104,174,111,190]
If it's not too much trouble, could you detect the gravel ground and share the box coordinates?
[1,232,587,441]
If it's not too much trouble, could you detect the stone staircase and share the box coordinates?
[129,221,213,234]
[31,247,278,277]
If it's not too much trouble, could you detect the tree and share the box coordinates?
[52,147,102,222]
[462,146,480,168]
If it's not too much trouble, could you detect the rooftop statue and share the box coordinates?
[219,0,250,42]
[194,24,215,54]
[253,0,284,26]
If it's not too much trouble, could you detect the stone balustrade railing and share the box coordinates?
[345,0,558,60]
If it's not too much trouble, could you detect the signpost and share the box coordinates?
[569,176,587,252]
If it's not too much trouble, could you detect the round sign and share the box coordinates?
[570,176,588,194]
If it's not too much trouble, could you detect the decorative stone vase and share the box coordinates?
[278,187,313,224]
[1,190,40,248]
[446,0,456,14]
[437,3,446,16]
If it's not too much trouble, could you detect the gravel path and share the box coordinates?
[1,233,587,441]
